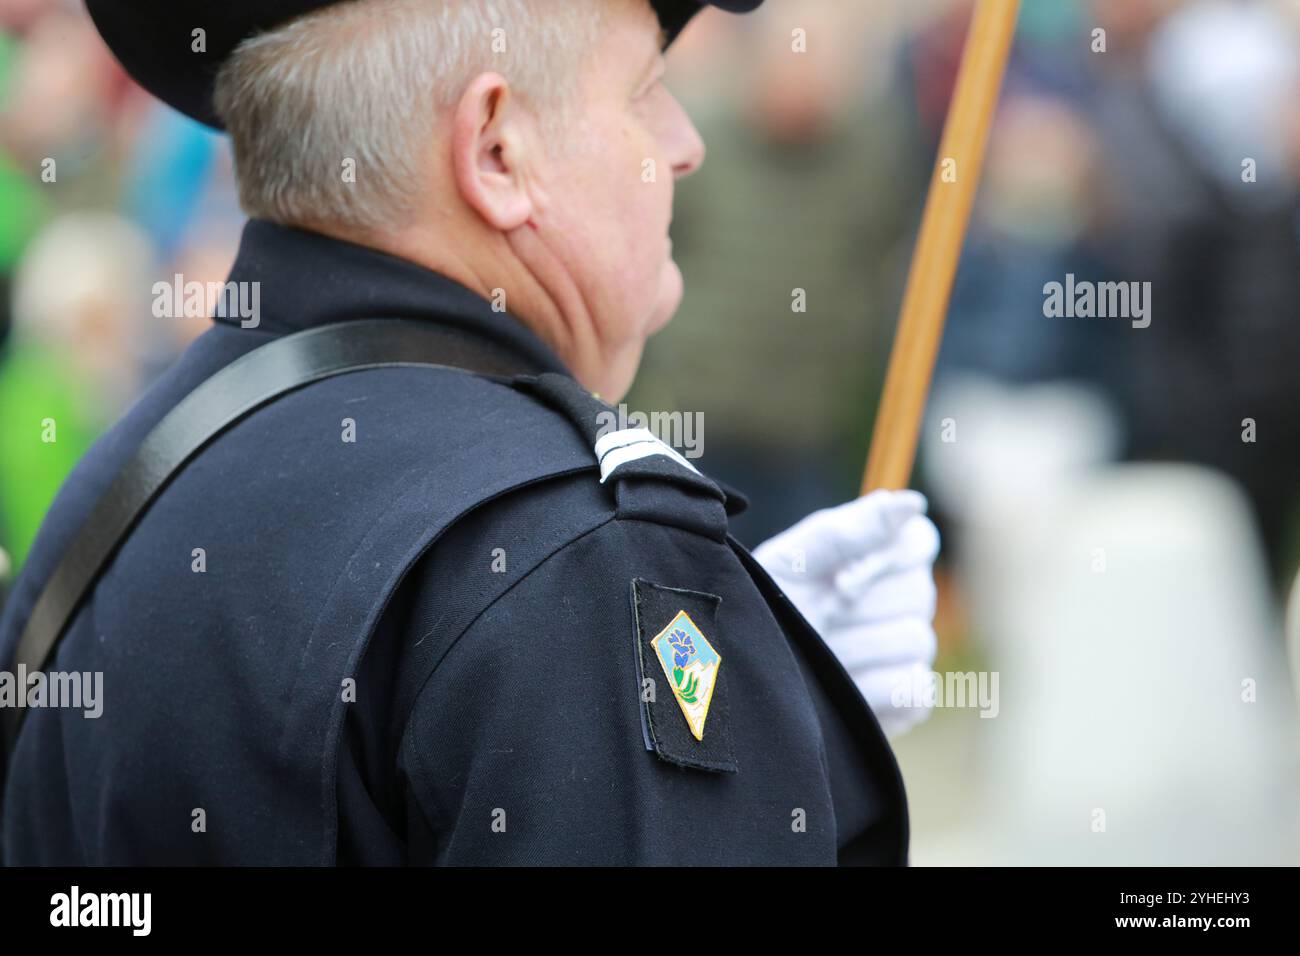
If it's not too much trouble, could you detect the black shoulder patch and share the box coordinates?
[630,578,737,773]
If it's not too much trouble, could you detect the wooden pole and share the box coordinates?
[861,0,1021,494]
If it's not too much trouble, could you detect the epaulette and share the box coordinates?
[512,372,747,541]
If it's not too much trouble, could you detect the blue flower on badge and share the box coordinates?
[650,610,721,741]
[667,628,695,666]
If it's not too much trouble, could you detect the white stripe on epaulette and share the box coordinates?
[593,428,701,484]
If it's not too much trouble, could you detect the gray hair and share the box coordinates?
[213,0,612,232]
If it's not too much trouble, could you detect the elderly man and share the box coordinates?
[0,0,938,865]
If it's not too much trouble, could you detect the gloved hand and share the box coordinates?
[752,490,940,737]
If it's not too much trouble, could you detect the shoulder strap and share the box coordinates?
[1,319,535,755]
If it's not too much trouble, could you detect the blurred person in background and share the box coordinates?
[0,0,240,579]
[931,1,1114,395]
[937,93,1114,399]
[927,0,1300,584]
[0,189,43,575]
[0,212,156,571]
[0,0,129,208]
[1140,0,1300,578]
[632,0,922,546]
[902,0,1300,867]
[1084,0,1300,580]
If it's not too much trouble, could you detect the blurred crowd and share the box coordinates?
[0,0,240,570]
[3,0,1299,569]
[640,0,1300,582]
[1,0,1299,862]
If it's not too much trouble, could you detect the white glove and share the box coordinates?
[752,490,940,737]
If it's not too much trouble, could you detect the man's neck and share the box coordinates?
[319,218,624,397]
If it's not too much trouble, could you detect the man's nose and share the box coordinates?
[666,97,706,179]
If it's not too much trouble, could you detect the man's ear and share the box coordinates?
[451,72,535,231]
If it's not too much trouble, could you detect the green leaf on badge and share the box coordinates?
[673,666,684,686]
[678,672,699,704]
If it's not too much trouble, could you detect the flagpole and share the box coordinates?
[861,0,1021,493]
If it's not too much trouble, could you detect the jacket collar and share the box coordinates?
[215,218,571,378]
[216,220,749,517]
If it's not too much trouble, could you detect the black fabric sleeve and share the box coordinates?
[397,514,897,866]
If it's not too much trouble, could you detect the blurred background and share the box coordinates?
[1,0,1298,863]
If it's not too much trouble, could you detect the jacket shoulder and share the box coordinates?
[509,372,744,541]
[329,366,742,539]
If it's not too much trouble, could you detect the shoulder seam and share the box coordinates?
[396,509,617,751]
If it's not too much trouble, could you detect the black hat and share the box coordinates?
[84,0,764,130]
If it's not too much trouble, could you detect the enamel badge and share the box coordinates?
[650,610,721,741]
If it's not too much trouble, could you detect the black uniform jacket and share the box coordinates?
[0,220,907,865]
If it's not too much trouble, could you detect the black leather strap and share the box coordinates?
[1,319,535,755]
